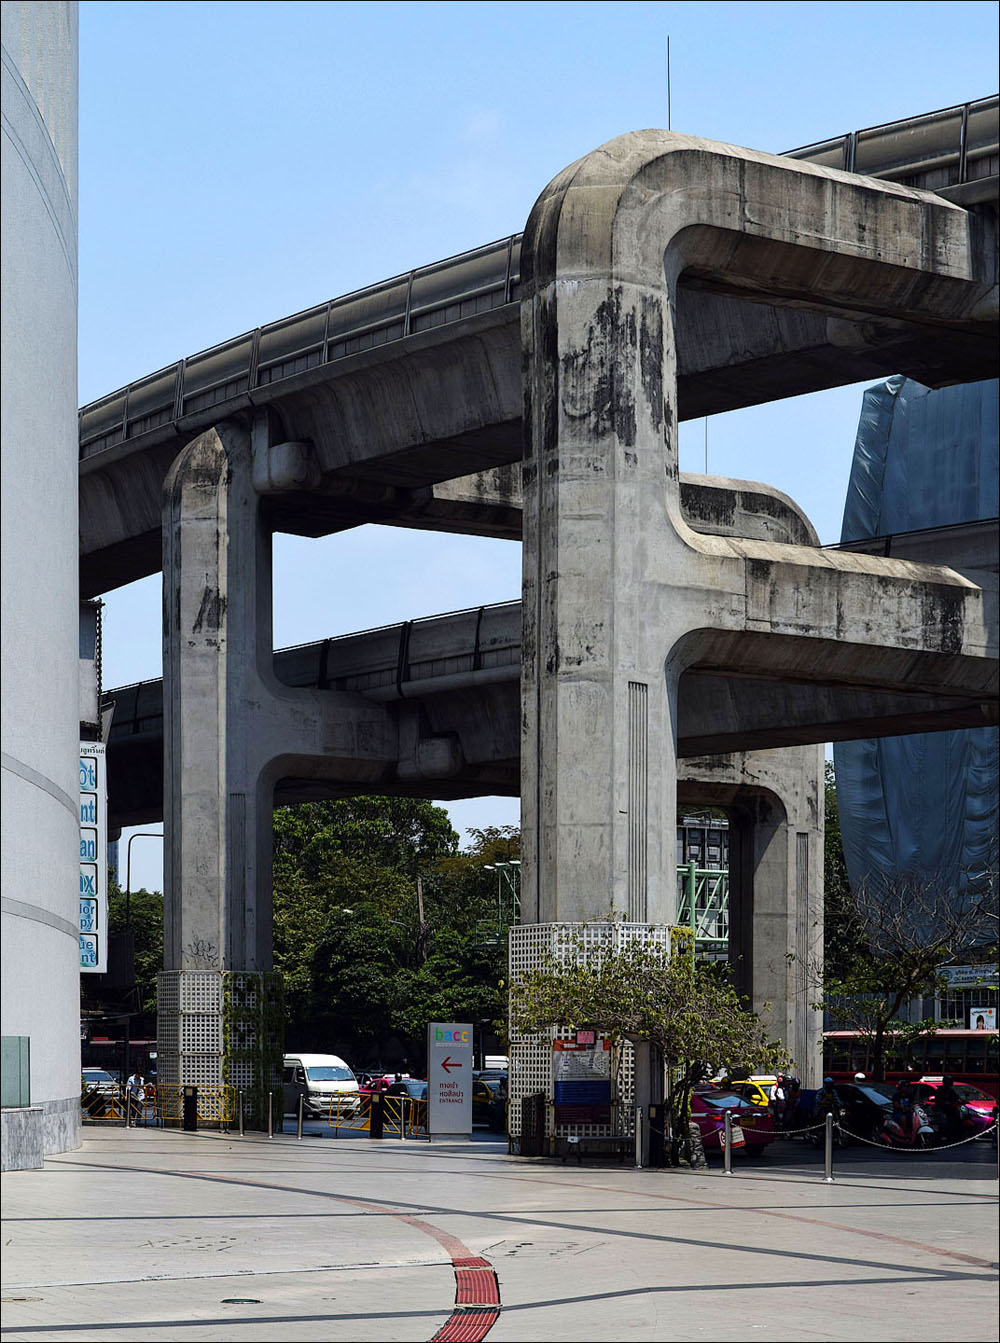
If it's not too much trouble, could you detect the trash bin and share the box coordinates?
[647,1102,667,1167]
[369,1091,385,1139]
[520,1092,545,1156]
[182,1085,198,1131]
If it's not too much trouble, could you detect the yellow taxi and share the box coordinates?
[722,1075,777,1110]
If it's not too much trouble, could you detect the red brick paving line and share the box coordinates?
[62,1159,503,1343]
[431,1257,501,1343]
[190,1172,504,1342]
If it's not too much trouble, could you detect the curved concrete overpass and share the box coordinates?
[104,472,823,824]
[79,98,998,596]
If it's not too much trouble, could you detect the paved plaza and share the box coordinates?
[1,1127,997,1342]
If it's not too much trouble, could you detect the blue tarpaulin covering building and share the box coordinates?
[833,376,998,895]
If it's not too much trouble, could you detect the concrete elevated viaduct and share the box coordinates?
[103,492,997,830]
[103,480,996,1079]
[83,100,999,1105]
[79,99,998,597]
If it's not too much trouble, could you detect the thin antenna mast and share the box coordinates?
[666,36,672,131]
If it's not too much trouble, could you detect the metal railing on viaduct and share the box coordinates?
[80,97,998,463]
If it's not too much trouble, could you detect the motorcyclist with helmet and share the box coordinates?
[885,1079,919,1145]
[934,1074,962,1144]
[815,1077,840,1114]
[812,1077,845,1144]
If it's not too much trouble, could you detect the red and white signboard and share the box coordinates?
[427,1021,472,1137]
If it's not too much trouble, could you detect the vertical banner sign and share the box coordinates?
[427,1021,473,1136]
[79,743,107,973]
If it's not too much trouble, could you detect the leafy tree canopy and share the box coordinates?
[816,862,997,1078]
[274,796,458,881]
[510,934,786,1159]
[273,799,510,1067]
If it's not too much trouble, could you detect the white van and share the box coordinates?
[283,1053,360,1117]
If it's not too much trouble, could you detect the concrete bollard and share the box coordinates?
[723,1110,733,1175]
[823,1111,835,1183]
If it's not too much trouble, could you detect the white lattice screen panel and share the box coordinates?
[508,923,670,1144]
[158,971,224,1091]
[178,1054,223,1087]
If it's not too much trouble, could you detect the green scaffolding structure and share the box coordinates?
[676,862,729,962]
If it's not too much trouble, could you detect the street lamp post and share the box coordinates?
[124,831,162,929]
[483,860,521,933]
[122,831,162,1083]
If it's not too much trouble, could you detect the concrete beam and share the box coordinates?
[79,186,995,597]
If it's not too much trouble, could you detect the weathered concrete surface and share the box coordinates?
[103,472,824,826]
[677,749,823,1081]
[520,130,998,928]
[79,280,998,595]
[0,1107,43,1171]
[161,416,401,974]
[78,131,997,599]
[136,458,827,1073]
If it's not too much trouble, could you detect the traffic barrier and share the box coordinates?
[154,1083,235,1127]
[80,1084,129,1124]
[319,1093,427,1137]
[715,1117,998,1182]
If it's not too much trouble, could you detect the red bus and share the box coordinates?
[823,1029,999,1101]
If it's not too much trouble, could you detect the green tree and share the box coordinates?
[510,934,786,1163]
[81,881,163,1046]
[272,798,509,1066]
[274,796,458,879]
[108,881,162,1016]
[816,762,998,1080]
[823,761,867,979]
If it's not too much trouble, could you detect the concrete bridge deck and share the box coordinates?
[78,98,999,597]
[102,511,998,830]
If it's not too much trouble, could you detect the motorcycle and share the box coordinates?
[877,1101,935,1149]
[926,1102,992,1146]
[807,1102,849,1148]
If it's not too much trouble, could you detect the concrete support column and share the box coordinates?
[521,265,680,927]
[162,418,270,976]
[158,416,397,1103]
[679,745,824,1085]
[159,418,276,1100]
[519,130,994,934]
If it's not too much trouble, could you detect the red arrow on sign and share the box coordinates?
[441,1056,463,1073]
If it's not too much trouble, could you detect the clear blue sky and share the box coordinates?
[79,0,999,890]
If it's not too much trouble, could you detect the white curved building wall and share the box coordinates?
[1,1,80,1160]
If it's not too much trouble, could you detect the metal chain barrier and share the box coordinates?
[837,1120,999,1153]
[774,1119,828,1137]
